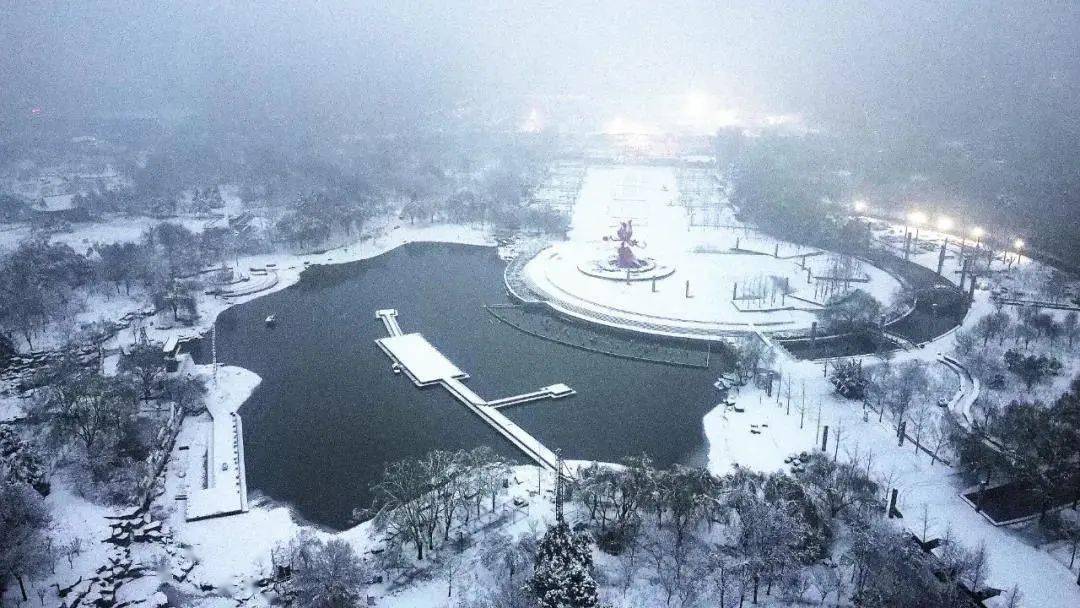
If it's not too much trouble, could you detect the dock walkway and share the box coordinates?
[374,309,573,472]
[185,371,250,521]
[377,308,404,336]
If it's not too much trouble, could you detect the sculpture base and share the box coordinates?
[576,257,675,281]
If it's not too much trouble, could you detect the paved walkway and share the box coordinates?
[938,354,982,433]
[184,366,255,521]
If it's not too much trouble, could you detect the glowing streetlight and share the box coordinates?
[936,216,953,232]
[906,210,927,250]
[1011,238,1025,267]
[852,200,867,213]
[968,226,985,249]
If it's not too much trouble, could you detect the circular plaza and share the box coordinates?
[514,165,904,341]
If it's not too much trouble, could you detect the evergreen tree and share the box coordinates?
[829,359,868,400]
[0,425,49,495]
[527,520,599,608]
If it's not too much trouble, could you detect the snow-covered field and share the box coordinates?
[0,214,214,254]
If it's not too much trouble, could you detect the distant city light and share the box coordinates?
[679,92,739,131]
[762,114,800,127]
[936,216,953,231]
[683,92,711,121]
[604,116,629,134]
[602,116,659,136]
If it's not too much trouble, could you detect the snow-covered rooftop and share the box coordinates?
[35,193,77,212]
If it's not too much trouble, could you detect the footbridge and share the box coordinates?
[373,309,574,472]
[377,308,404,336]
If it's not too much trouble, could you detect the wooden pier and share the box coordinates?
[374,309,574,471]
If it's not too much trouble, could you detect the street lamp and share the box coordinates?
[853,200,867,213]
[970,226,985,246]
[907,211,927,246]
[1013,238,1025,266]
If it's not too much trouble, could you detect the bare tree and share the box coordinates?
[437,547,465,599]
[119,341,165,401]
[908,401,935,456]
[62,538,82,568]
[886,361,929,428]
[974,311,1010,346]
[277,532,370,608]
[0,479,53,603]
[372,458,438,560]
[35,370,139,459]
[1062,311,1079,347]
[644,529,704,607]
[479,531,535,583]
[926,418,952,466]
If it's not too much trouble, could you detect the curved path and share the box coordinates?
[937,354,982,433]
[218,270,279,299]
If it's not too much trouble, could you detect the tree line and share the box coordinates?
[351,446,999,608]
[0,222,263,351]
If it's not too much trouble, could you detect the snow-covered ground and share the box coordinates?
[693,216,1080,607]
[0,214,215,254]
[11,166,1080,606]
[167,463,567,607]
[1,217,497,606]
[701,334,1080,607]
[523,166,903,337]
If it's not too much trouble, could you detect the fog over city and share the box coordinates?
[2,3,1080,608]
[5,2,1078,130]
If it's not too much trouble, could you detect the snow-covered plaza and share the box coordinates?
[520,166,904,339]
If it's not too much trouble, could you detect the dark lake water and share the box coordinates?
[200,243,726,529]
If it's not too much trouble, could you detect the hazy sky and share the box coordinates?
[2,1,1078,135]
